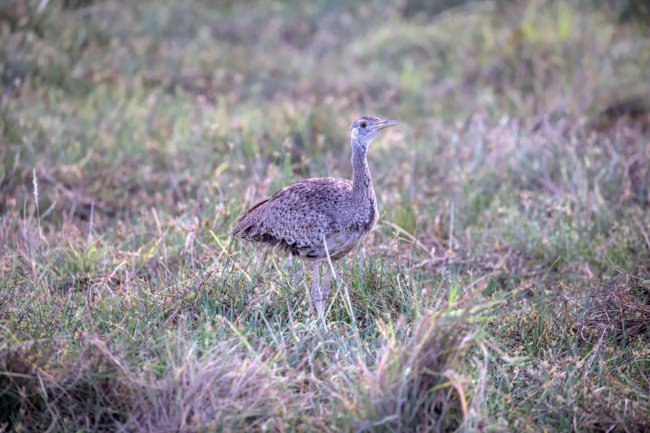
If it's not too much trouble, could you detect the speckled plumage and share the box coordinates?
[231,177,376,260]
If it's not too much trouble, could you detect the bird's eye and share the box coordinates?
[360,121,367,129]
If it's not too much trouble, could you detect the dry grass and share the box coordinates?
[1,0,649,432]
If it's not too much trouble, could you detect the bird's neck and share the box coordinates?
[351,143,374,205]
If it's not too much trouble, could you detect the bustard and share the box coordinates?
[231,116,398,316]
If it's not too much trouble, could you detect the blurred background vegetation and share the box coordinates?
[1,0,649,432]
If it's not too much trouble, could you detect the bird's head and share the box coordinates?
[350,116,399,150]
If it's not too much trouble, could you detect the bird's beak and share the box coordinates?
[372,120,399,130]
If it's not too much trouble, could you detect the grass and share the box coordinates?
[1,0,649,431]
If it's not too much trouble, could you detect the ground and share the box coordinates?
[1,0,649,432]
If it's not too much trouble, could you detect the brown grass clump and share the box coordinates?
[579,281,650,345]
[345,305,481,433]
[0,335,303,433]
[0,338,134,432]
[125,345,299,432]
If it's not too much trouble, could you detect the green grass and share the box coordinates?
[1,0,649,431]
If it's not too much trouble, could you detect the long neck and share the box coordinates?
[351,141,374,204]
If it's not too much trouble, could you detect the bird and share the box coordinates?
[231,115,398,316]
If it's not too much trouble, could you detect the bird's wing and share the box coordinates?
[231,178,352,254]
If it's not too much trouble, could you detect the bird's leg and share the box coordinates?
[320,266,333,313]
[252,248,269,281]
[311,260,324,317]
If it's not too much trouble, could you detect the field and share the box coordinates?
[1,0,649,431]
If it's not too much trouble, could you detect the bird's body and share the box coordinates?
[232,177,376,260]
[232,115,397,316]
